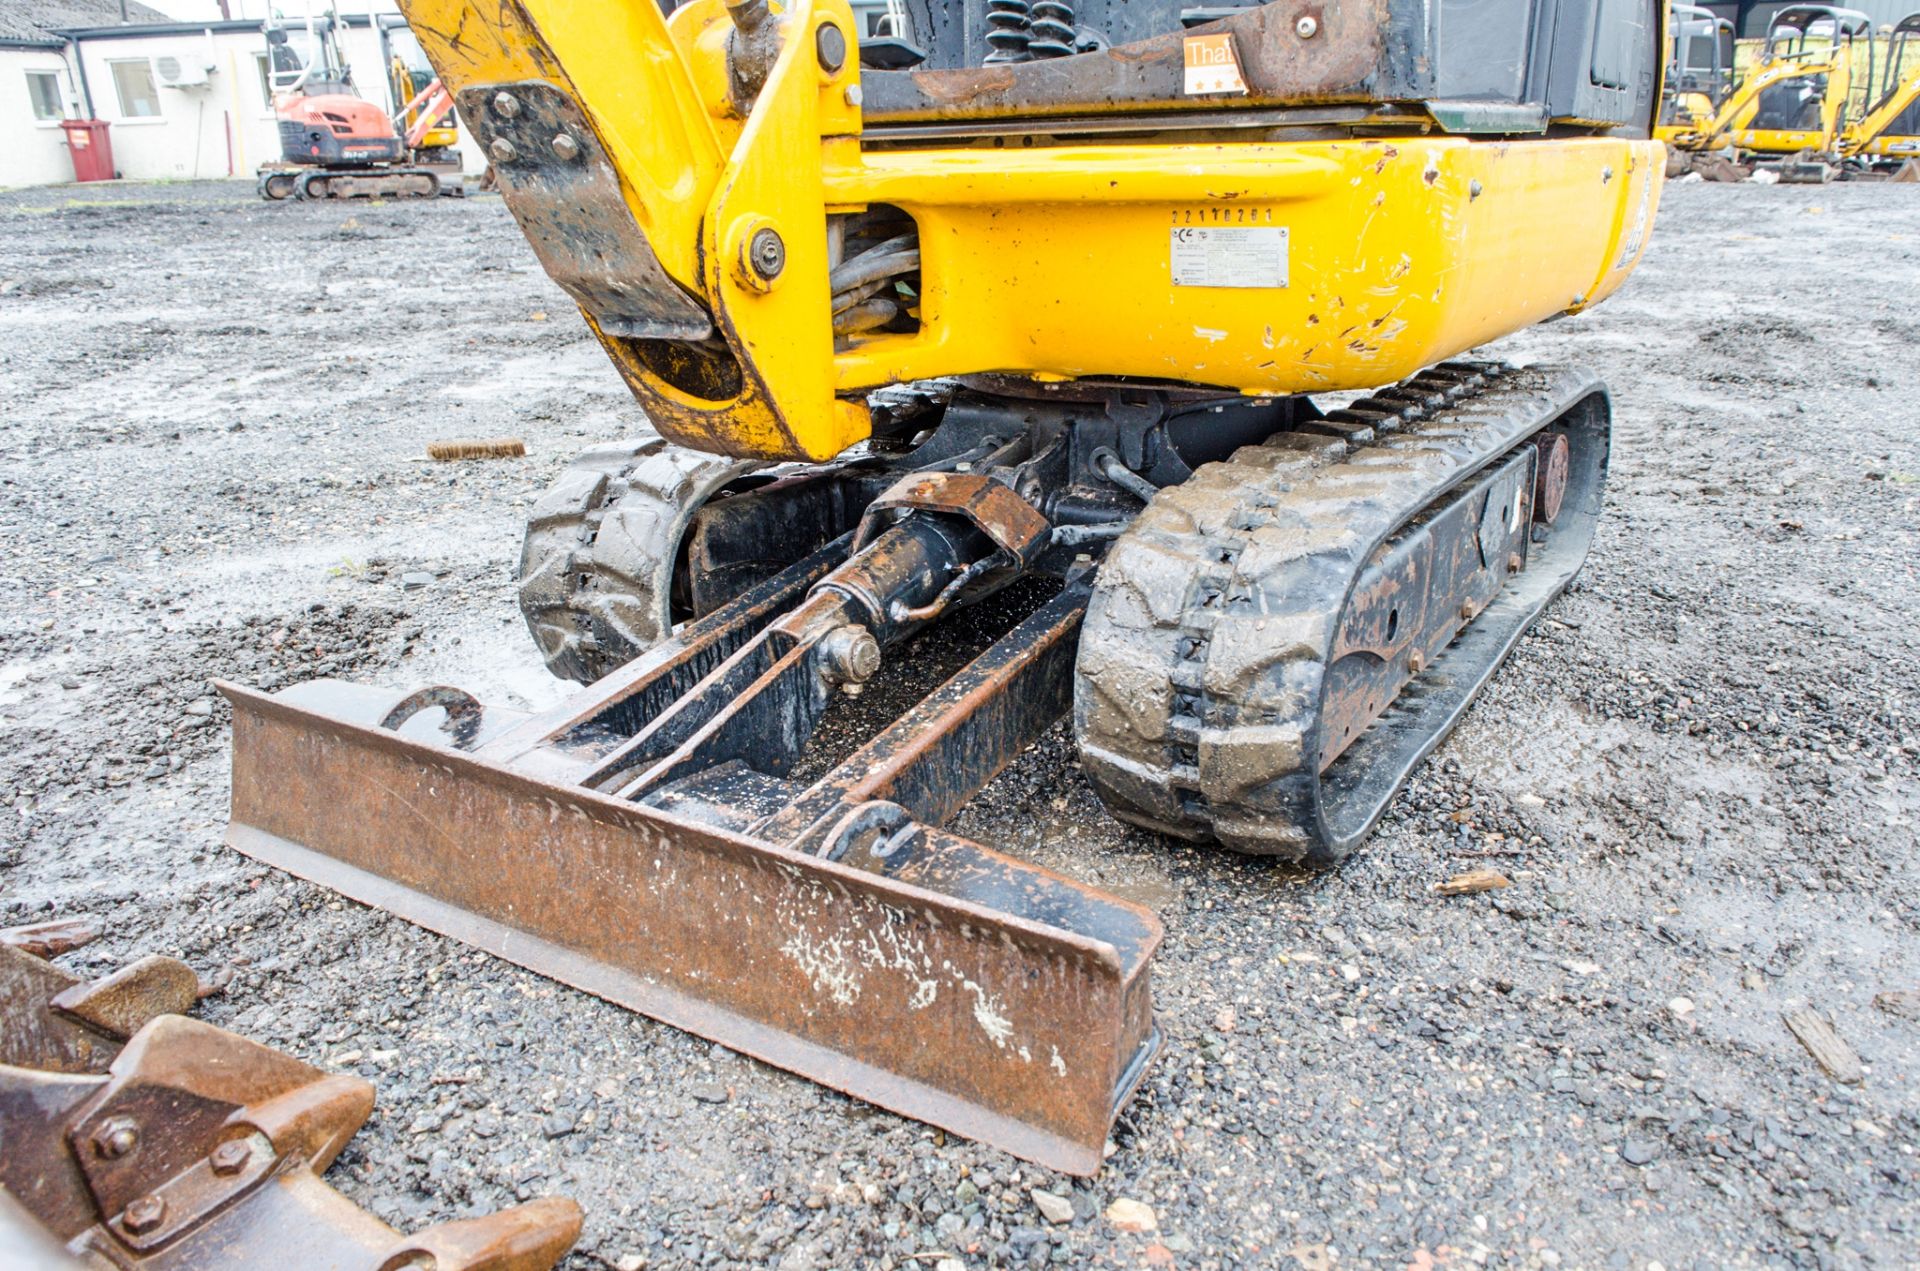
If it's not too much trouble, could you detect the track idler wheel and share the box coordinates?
[1075,363,1611,865]
[517,437,763,683]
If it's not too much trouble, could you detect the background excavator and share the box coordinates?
[217,0,1664,1172]
[383,15,458,166]
[1667,4,1871,179]
[1842,11,1920,168]
[1657,2,1737,150]
[256,10,462,201]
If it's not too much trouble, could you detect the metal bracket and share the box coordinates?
[852,472,1051,567]
[456,81,713,340]
[0,943,584,1271]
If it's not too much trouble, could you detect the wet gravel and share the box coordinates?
[1,180,1917,1270]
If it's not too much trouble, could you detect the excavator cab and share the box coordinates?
[1656,2,1736,142]
[263,18,358,104]
[1845,12,1920,161]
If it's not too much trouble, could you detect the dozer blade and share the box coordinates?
[219,565,1160,1174]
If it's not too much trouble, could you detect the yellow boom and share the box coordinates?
[1843,12,1920,157]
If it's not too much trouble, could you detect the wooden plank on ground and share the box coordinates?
[1782,1006,1865,1084]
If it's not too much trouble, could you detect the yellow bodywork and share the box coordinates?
[399,0,1663,462]
[1846,80,1920,155]
[1726,58,1854,153]
[1675,56,1855,152]
[1852,107,1920,156]
[1655,90,1719,142]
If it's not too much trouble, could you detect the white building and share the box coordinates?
[0,0,481,190]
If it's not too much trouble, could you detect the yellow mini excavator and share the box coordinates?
[218,0,1663,1171]
[1657,2,1736,147]
[1843,11,1920,166]
[1672,4,1870,169]
[383,14,459,164]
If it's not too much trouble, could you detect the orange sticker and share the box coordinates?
[1183,32,1248,96]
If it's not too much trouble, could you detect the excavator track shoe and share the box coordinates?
[1076,363,1610,863]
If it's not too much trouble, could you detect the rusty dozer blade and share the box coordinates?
[0,938,582,1270]
[221,527,1162,1175]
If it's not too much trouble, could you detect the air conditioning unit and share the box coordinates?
[155,55,213,89]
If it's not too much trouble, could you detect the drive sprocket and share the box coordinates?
[1074,363,1611,864]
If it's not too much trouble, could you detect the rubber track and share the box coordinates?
[518,434,760,683]
[1075,362,1606,864]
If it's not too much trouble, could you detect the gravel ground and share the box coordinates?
[1,179,1916,1271]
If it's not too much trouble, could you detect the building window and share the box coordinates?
[254,52,274,105]
[108,58,160,118]
[27,70,64,120]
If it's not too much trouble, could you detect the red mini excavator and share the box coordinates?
[256,11,459,201]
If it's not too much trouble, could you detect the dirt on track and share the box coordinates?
[1,180,1916,1271]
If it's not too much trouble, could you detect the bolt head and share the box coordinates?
[1295,13,1319,37]
[822,626,881,685]
[91,1116,138,1160]
[491,91,521,118]
[550,132,580,162]
[816,22,848,72]
[845,83,864,107]
[210,1140,252,1176]
[749,226,786,281]
[489,136,518,165]
[123,1194,166,1235]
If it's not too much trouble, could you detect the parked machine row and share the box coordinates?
[1664,3,1920,180]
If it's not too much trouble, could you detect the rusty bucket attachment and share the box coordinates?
[220,515,1162,1175]
[1,927,201,1075]
[0,938,582,1269]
